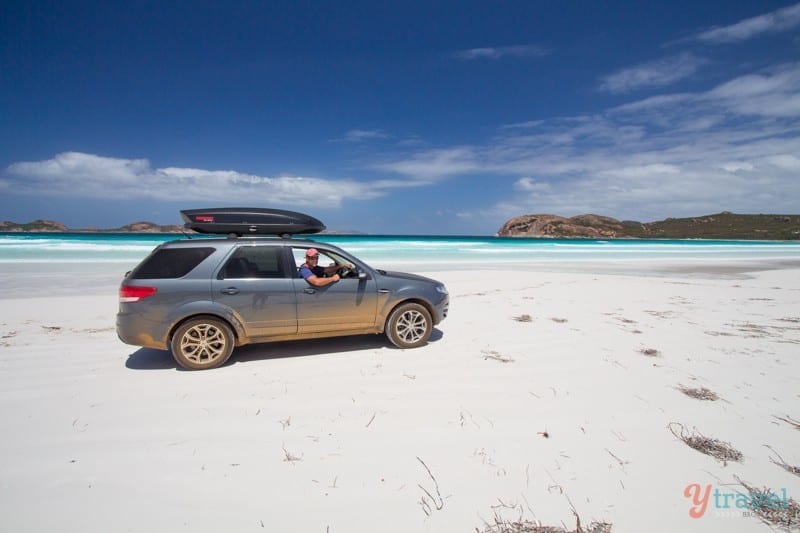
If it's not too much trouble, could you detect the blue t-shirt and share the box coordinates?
[299,264,324,280]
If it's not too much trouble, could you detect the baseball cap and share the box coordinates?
[305,248,319,257]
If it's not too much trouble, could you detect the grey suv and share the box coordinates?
[117,237,449,369]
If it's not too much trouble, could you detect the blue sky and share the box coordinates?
[2,1,799,234]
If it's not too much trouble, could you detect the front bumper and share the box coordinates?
[433,295,449,324]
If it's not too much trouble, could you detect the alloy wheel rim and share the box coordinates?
[181,324,226,363]
[396,310,427,343]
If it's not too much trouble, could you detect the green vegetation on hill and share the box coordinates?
[497,212,800,240]
[626,212,800,240]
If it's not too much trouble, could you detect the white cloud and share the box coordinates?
[609,63,800,121]
[374,147,480,180]
[766,154,800,170]
[598,164,680,179]
[610,93,693,114]
[705,64,800,117]
[514,177,552,193]
[454,45,548,61]
[696,2,800,44]
[719,162,755,173]
[486,142,798,222]
[342,129,388,142]
[3,152,407,207]
[599,53,704,94]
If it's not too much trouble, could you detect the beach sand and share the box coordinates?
[1,263,799,532]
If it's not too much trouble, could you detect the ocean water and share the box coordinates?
[1,232,799,268]
[1,233,799,298]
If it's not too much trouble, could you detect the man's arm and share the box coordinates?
[300,265,340,287]
[305,272,340,287]
[322,263,353,275]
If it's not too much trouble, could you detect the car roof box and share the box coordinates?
[181,207,326,236]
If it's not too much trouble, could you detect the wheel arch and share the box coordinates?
[381,297,435,333]
[168,312,244,347]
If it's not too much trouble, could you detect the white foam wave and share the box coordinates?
[1,235,797,267]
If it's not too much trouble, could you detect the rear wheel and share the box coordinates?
[386,303,432,348]
[171,316,234,370]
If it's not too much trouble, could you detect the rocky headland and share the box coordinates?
[497,212,800,240]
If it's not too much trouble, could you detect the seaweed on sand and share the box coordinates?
[735,476,800,532]
[676,384,720,401]
[479,514,612,533]
[765,445,800,478]
[774,414,800,431]
[668,423,742,465]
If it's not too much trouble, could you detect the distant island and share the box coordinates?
[497,212,800,240]
[0,220,188,233]
[0,219,358,235]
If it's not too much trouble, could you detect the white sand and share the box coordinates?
[1,263,799,532]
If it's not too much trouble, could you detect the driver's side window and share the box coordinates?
[292,247,335,275]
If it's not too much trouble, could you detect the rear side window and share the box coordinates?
[132,247,216,279]
[220,246,285,279]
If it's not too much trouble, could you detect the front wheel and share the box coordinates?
[386,303,432,349]
[171,316,235,370]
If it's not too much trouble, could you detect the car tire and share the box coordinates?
[171,316,235,370]
[386,302,432,349]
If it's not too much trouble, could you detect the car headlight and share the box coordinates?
[435,285,448,295]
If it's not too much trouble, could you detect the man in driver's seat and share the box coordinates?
[298,248,353,287]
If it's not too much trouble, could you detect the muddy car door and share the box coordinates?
[211,244,298,337]
[291,246,379,334]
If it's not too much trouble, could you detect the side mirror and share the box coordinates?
[358,271,368,280]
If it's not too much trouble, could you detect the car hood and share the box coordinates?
[378,270,440,285]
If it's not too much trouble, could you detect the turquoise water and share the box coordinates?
[1,233,799,268]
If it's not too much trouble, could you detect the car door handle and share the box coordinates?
[303,288,316,294]
[221,287,240,295]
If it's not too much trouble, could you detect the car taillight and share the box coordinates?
[119,285,158,303]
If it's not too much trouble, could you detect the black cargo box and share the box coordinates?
[181,208,326,236]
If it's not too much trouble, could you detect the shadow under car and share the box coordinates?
[126,329,444,371]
